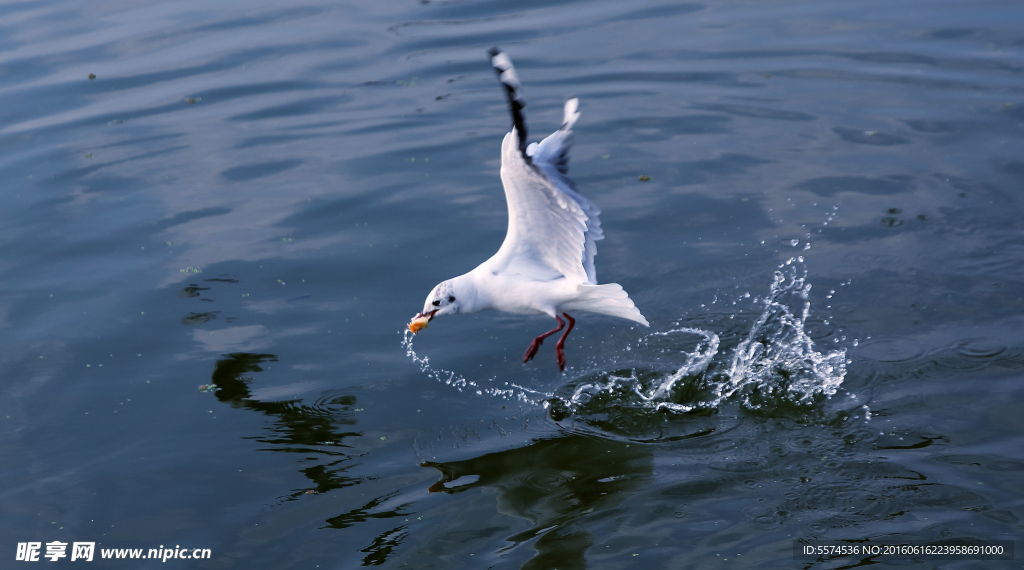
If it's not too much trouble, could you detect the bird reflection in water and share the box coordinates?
[208,353,362,499]
[422,435,652,567]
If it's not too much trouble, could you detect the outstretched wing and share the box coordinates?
[528,97,603,283]
[487,49,603,283]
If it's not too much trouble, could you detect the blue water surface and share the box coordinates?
[3,0,1024,567]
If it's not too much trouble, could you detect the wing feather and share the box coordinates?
[528,98,602,282]
[493,125,598,283]
[486,49,603,284]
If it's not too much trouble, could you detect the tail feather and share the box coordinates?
[566,283,649,326]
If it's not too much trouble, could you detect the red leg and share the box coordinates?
[523,315,565,363]
[554,312,576,371]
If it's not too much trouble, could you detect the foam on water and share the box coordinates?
[403,252,849,418]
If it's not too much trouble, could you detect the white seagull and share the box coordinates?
[408,47,648,370]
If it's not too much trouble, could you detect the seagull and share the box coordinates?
[408,47,648,371]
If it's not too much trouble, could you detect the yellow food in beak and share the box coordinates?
[408,315,430,333]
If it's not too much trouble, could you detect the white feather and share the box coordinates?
[422,54,647,331]
[467,100,646,325]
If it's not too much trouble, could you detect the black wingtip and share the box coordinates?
[488,48,529,160]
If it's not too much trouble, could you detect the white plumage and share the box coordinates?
[409,48,647,370]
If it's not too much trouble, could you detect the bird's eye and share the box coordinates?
[432,300,441,307]
[448,295,456,303]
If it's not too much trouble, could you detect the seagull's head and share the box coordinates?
[408,279,462,333]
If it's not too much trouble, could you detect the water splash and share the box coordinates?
[554,255,847,417]
[401,331,552,405]
[721,257,847,408]
[403,255,849,418]
[558,328,722,415]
